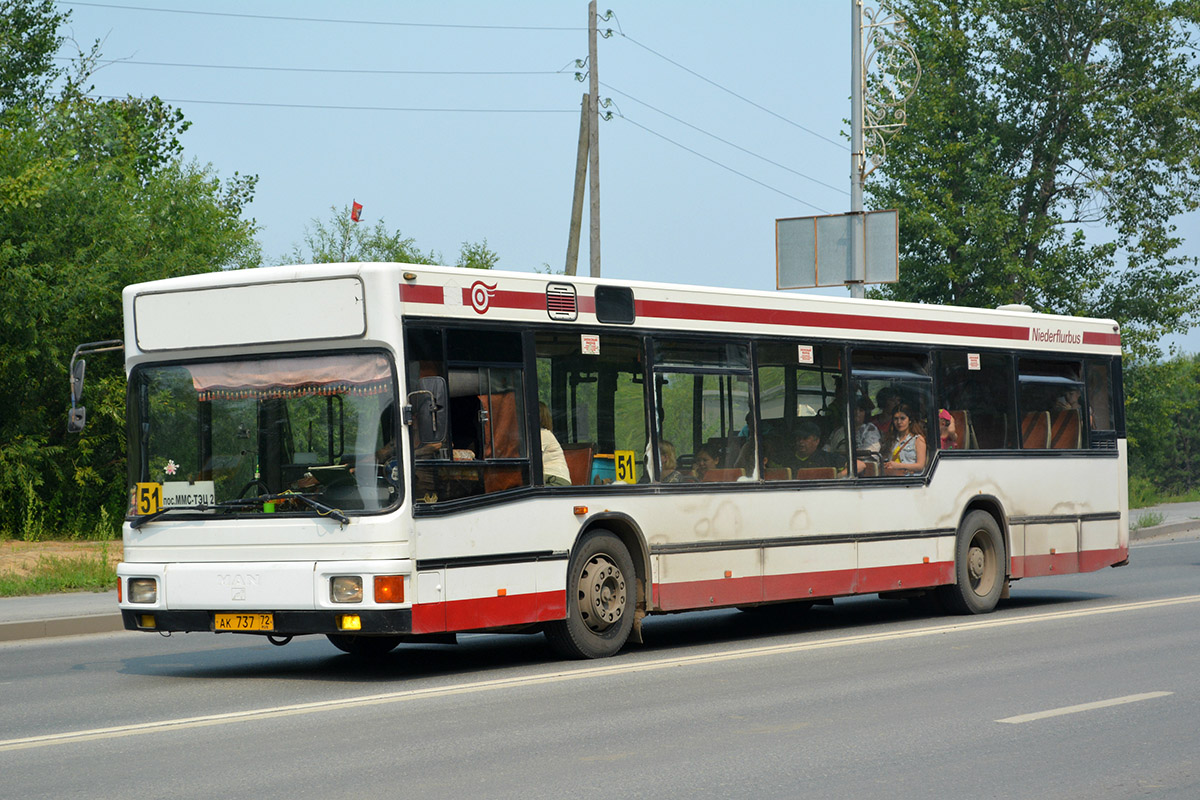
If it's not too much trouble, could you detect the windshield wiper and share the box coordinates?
[130,503,226,529]
[130,493,350,528]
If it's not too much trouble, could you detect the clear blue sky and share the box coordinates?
[55,1,1199,352]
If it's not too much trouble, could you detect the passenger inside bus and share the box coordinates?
[691,446,718,481]
[539,402,572,487]
[782,420,842,473]
[883,404,927,476]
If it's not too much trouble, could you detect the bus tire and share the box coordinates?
[546,530,635,659]
[326,634,401,657]
[937,510,1005,615]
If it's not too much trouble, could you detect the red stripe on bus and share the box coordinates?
[653,562,955,611]
[411,590,566,634]
[1082,331,1122,346]
[636,298,1030,341]
[411,545,1128,632]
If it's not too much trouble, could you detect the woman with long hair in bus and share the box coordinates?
[883,403,927,476]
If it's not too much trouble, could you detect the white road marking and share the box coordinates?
[2,594,1199,753]
[997,692,1173,724]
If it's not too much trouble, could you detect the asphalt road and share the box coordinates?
[2,531,1198,799]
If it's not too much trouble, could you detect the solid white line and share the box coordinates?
[996,692,1173,724]
[3,594,1199,752]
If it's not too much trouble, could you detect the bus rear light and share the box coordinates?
[117,579,123,603]
[128,578,157,604]
[373,575,404,604]
[338,614,362,631]
[331,576,363,603]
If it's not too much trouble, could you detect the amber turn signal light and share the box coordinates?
[374,575,404,604]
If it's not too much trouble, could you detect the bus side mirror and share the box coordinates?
[408,376,448,448]
[68,359,87,433]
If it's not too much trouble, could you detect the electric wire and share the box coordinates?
[613,113,831,214]
[59,56,562,76]
[90,94,575,114]
[62,2,584,31]
[612,32,848,152]
[603,82,848,196]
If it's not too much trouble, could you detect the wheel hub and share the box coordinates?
[578,554,626,632]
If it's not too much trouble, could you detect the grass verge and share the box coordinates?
[0,542,118,597]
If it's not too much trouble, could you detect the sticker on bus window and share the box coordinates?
[798,345,814,364]
[581,334,600,355]
[614,450,636,483]
[968,353,981,370]
[134,482,163,516]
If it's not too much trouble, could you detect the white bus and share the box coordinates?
[80,262,1127,658]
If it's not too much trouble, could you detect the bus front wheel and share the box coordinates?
[937,510,1005,615]
[546,530,635,659]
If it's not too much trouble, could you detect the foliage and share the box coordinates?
[0,0,66,112]
[285,205,500,270]
[867,0,1200,362]
[456,238,500,270]
[1124,353,1200,494]
[0,2,261,539]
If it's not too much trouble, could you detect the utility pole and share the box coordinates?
[849,0,866,299]
[565,93,589,276]
[587,0,601,277]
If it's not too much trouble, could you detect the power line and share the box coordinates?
[612,32,848,152]
[612,113,831,214]
[91,94,575,114]
[62,2,584,31]
[63,56,562,77]
[602,82,849,197]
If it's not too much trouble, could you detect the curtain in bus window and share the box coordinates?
[189,355,392,400]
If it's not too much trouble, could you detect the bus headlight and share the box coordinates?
[128,578,157,604]
[331,576,363,603]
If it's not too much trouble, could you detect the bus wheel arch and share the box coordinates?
[937,506,1007,615]
[546,527,637,658]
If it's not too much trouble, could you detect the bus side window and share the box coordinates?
[535,332,647,486]
[405,327,531,502]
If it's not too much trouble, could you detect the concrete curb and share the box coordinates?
[1130,520,1200,541]
[0,613,125,643]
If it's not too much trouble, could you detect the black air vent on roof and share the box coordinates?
[546,283,578,321]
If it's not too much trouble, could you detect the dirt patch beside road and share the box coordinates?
[0,540,122,578]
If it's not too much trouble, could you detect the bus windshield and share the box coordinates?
[128,352,400,518]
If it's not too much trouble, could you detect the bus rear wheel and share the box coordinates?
[546,530,635,659]
[326,634,401,657]
[937,510,1005,615]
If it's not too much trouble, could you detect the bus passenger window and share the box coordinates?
[753,342,847,480]
[851,349,933,477]
[937,351,1016,450]
[404,326,530,502]
[535,332,647,485]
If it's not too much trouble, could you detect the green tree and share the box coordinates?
[285,205,500,269]
[0,3,261,539]
[868,0,1200,361]
[0,0,66,112]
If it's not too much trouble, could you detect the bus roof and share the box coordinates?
[124,262,1121,357]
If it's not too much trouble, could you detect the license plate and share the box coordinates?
[214,613,274,632]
